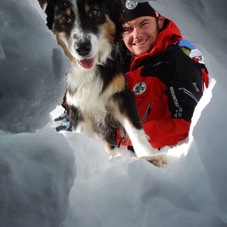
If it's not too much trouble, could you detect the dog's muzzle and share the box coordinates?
[76,41,91,57]
[75,41,95,69]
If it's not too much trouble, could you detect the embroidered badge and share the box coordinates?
[133,82,146,95]
[125,0,138,10]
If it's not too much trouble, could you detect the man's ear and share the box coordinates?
[158,16,165,30]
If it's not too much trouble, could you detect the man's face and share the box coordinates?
[123,16,160,56]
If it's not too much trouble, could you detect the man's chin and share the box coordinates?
[132,45,152,56]
[133,48,148,56]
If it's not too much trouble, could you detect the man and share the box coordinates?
[116,0,209,149]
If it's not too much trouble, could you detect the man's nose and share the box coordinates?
[132,27,141,38]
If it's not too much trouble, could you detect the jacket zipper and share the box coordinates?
[141,103,153,124]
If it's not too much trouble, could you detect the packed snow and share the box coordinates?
[0,0,227,227]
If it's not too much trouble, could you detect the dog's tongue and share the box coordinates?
[79,58,95,69]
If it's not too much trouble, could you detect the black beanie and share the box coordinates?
[121,0,159,23]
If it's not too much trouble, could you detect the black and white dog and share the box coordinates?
[39,0,165,166]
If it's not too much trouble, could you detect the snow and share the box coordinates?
[0,0,227,227]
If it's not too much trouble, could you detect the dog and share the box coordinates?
[38,0,166,166]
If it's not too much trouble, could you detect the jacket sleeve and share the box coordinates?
[166,50,204,122]
[147,53,204,148]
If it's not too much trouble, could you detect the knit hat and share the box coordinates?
[121,0,159,23]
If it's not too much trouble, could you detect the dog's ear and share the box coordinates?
[105,0,123,22]
[105,0,124,39]
[38,0,55,30]
[38,0,49,11]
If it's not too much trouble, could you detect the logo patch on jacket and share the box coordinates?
[133,82,146,95]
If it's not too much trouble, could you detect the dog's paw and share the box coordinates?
[142,154,168,168]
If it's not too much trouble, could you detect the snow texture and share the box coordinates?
[0,0,227,226]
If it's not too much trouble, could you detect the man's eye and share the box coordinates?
[123,28,133,34]
[60,15,71,23]
[141,22,149,27]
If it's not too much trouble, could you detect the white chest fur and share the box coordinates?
[66,64,113,135]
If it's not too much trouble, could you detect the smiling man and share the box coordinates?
[122,1,161,56]
[117,0,209,149]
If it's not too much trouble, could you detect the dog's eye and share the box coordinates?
[60,15,71,23]
[88,9,99,18]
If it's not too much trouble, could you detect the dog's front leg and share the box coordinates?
[121,120,167,167]
[120,118,155,158]
[117,117,167,167]
[113,92,167,167]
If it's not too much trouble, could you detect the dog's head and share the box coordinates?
[39,0,123,69]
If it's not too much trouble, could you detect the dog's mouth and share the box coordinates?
[78,58,95,69]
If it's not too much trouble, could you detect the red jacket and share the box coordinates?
[117,19,208,148]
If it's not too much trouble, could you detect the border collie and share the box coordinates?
[39,0,165,166]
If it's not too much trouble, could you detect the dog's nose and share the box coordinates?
[76,42,91,56]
